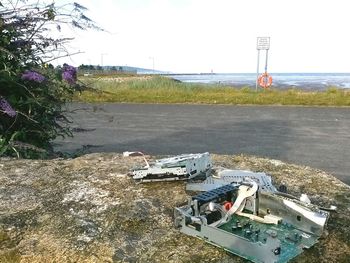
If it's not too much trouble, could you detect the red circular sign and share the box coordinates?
[258,73,273,88]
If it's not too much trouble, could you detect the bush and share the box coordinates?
[326,86,339,94]
[0,1,99,157]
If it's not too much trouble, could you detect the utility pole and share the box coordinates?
[256,49,260,91]
[101,53,108,70]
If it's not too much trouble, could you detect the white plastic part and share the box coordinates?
[300,194,311,204]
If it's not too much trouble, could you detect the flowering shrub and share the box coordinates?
[0,1,99,157]
[0,97,17,117]
[21,71,46,83]
[62,64,78,85]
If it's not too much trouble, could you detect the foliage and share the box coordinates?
[0,0,99,157]
[78,64,97,71]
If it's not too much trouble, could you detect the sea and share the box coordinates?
[167,73,350,90]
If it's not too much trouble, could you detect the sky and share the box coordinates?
[56,0,350,73]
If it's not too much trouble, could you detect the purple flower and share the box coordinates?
[12,39,29,48]
[62,64,77,85]
[0,97,16,117]
[21,70,46,83]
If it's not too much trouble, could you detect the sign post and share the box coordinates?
[256,37,270,90]
[256,49,260,91]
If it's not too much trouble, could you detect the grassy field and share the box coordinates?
[74,75,350,106]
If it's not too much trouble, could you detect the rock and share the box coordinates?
[0,153,349,263]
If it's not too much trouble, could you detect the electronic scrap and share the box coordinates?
[129,152,332,262]
[131,152,212,182]
[186,168,277,192]
[174,181,330,263]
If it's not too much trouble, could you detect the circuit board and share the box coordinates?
[218,214,319,262]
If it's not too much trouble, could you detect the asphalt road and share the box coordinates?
[54,103,350,185]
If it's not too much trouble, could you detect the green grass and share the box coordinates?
[74,75,350,106]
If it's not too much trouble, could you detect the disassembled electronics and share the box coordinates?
[174,181,329,263]
[129,152,332,262]
[186,168,276,192]
[132,152,212,182]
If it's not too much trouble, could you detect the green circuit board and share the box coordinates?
[218,214,319,263]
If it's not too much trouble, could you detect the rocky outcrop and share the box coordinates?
[0,153,349,263]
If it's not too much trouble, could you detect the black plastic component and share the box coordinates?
[286,232,302,243]
[206,210,222,225]
[274,247,281,255]
[278,184,288,193]
[244,229,253,237]
[192,184,238,207]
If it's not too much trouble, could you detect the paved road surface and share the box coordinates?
[54,103,350,185]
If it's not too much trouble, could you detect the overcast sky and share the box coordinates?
[59,0,349,73]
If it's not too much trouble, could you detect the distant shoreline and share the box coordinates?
[162,72,350,75]
[163,72,350,90]
[165,76,345,91]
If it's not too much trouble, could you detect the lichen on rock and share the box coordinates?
[0,153,349,263]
